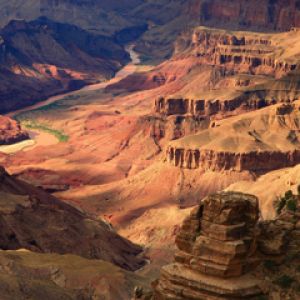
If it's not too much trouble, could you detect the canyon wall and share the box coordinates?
[166,147,300,172]
[134,191,300,299]
[155,96,277,117]
[0,17,129,113]
[161,102,300,173]
[193,0,300,31]
[188,28,298,77]
[134,192,264,299]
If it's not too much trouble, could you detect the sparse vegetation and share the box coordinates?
[285,190,294,199]
[276,189,299,214]
[274,275,295,289]
[276,196,287,215]
[23,121,69,142]
[254,296,268,300]
[287,199,297,212]
[264,260,277,271]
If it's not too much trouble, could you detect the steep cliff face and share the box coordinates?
[136,0,300,59]
[164,102,300,173]
[146,27,300,146]
[154,27,300,117]
[134,191,300,300]
[134,192,264,299]
[0,17,129,113]
[194,0,300,31]
[2,1,298,61]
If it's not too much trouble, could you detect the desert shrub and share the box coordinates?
[276,196,287,215]
[285,190,294,199]
[287,199,297,212]
[254,296,268,300]
[274,275,294,289]
[264,260,277,271]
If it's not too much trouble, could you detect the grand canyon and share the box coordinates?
[0,1,299,299]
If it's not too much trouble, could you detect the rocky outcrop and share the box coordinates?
[0,17,130,113]
[134,191,300,300]
[189,28,298,77]
[0,166,145,271]
[152,28,300,127]
[144,192,264,299]
[166,148,300,172]
[0,116,29,145]
[163,102,300,172]
[155,96,276,117]
[150,115,210,142]
[196,0,300,31]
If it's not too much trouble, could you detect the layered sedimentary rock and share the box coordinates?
[189,27,298,76]
[150,192,263,299]
[166,148,300,172]
[155,27,300,120]
[134,191,300,299]
[0,116,29,145]
[0,166,144,271]
[164,102,300,173]
[155,96,275,117]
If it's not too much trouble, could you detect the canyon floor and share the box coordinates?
[1,24,300,298]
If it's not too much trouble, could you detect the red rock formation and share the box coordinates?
[162,102,300,173]
[143,192,263,299]
[184,0,300,32]
[0,116,29,145]
[134,192,300,299]
[154,96,275,117]
[188,28,298,77]
[166,147,300,172]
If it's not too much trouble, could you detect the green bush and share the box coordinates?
[254,296,268,300]
[287,199,297,212]
[274,275,294,289]
[276,196,287,215]
[24,121,69,143]
[264,260,277,271]
[285,190,294,199]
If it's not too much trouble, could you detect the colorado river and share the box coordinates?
[1,45,140,154]
[6,44,140,118]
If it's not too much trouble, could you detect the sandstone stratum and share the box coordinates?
[134,191,300,300]
[165,102,300,172]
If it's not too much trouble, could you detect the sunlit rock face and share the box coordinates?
[134,192,264,300]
